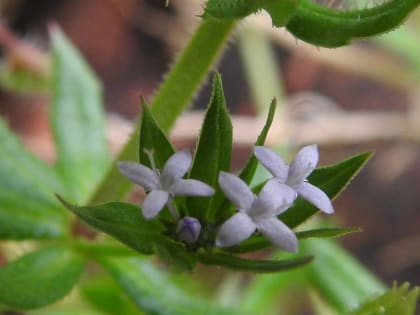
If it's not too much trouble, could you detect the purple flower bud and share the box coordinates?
[176,217,201,243]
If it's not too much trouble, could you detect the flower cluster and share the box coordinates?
[118,144,334,252]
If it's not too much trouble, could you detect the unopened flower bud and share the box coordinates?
[176,216,201,243]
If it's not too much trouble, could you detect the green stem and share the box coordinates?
[90,18,236,204]
[238,26,284,114]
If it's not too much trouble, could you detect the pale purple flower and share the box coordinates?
[254,145,334,214]
[117,150,214,219]
[176,216,201,243]
[215,172,298,252]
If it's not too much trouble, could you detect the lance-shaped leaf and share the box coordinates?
[280,152,372,228]
[139,100,175,170]
[198,251,313,273]
[60,198,165,255]
[239,98,276,184]
[188,74,232,220]
[0,246,85,309]
[224,227,361,254]
[50,27,110,203]
[99,256,251,315]
[0,118,69,240]
[214,100,276,222]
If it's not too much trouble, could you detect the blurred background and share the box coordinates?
[0,0,419,313]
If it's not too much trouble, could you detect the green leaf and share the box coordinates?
[286,0,420,48]
[188,74,232,220]
[198,251,313,273]
[349,283,419,315]
[80,276,141,315]
[240,251,308,314]
[89,18,235,204]
[0,246,85,309]
[50,27,110,203]
[99,256,250,315]
[60,198,166,255]
[281,152,372,228]
[301,239,386,313]
[139,100,175,170]
[239,98,276,184]
[214,99,277,221]
[224,227,361,254]
[296,227,361,239]
[153,240,198,273]
[0,118,69,240]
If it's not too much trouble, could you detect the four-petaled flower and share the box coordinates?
[254,145,334,214]
[117,150,215,219]
[215,172,299,252]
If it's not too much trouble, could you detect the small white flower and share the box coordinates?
[254,145,334,214]
[215,172,298,252]
[117,150,215,219]
[176,216,201,243]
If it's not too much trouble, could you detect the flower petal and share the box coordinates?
[295,182,334,214]
[287,144,319,187]
[256,217,298,252]
[218,172,254,211]
[142,190,169,219]
[161,150,192,183]
[170,179,215,196]
[250,180,296,217]
[254,146,288,182]
[117,161,158,191]
[215,213,256,247]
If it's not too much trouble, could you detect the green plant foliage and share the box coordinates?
[281,152,372,228]
[138,100,175,170]
[99,256,251,315]
[50,27,110,203]
[204,0,299,26]
[285,0,420,47]
[263,0,300,26]
[90,19,235,205]
[224,227,361,254]
[204,0,265,19]
[188,73,232,220]
[240,251,308,314]
[239,98,276,185]
[301,239,386,313]
[296,227,361,239]
[204,0,420,47]
[0,246,85,309]
[349,283,419,315]
[0,118,68,240]
[60,199,164,255]
[153,239,198,273]
[60,198,196,271]
[198,251,313,273]
[80,276,141,315]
